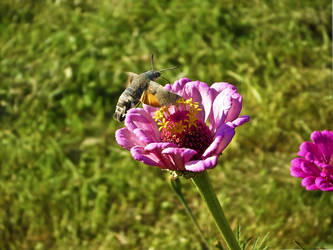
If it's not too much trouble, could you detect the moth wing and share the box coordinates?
[140,90,161,107]
[126,72,138,86]
[148,81,181,106]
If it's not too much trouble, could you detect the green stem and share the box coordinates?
[169,175,210,249]
[192,171,241,250]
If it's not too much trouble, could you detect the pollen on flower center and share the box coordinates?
[153,98,213,159]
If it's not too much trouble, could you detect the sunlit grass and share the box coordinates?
[0,0,332,249]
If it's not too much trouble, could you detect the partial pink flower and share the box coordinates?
[116,78,250,172]
[290,130,333,191]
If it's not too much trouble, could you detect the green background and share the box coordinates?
[0,0,332,249]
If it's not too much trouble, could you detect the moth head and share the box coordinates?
[145,71,161,81]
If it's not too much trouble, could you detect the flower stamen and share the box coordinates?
[153,98,212,159]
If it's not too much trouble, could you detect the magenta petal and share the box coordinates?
[116,128,143,150]
[183,81,213,121]
[311,130,333,163]
[301,176,318,190]
[131,143,177,169]
[224,92,243,123]
[143,104,159,118]
[166,78,192,94]
[145,142,177,151]
[290,158,320,177]
[300,160,321,176]
[125,108,160,140]
[185,155,218,172]
[210,86,239,132]
[211,82,237,96]
[132,128,157,144]
[298,141,320,162]
[144,142,177,169]
[315,177,333,191]
[162,147,198,171]
[290,158,308,178]
[202,123,235,158]
[290,166,307,178]
[130,146,164,167]
[231,115,250,128]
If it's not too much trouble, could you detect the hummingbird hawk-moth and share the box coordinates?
[114,55,181,122]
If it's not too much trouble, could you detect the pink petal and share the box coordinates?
[143,104,159,118]
[290,166,307,178]
[144,142,177,168]
[300,160,321,176]
[132,128,157,144]
[298,141,321,162]
[290,158,308,178]
[185,155,218,172]
[162,147,198,171]
[183,81,213,122]
[211,83,243,125]
[125,108,160,141]
[166,78,192,94]
[225,93,243,123]
[290,158,321,177]
[311,130,333,163]
[230,115,250,128]
[131,143,177,169]
[145,142,177,151]
[301,176,318,190]
[210,86,240,132]
[115,128,143,150]
[202,123,235,158]
[315,177,333,192]
[211,82,237,95]
[130,146,164,167]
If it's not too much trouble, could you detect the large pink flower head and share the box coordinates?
[115,78,250,172]
[290,130,333,191]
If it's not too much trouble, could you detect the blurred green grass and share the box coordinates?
[0,0,332,249]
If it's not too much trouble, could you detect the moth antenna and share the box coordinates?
[159,66,177,72]
[151,54,155,71]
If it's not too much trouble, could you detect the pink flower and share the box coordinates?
[115,78,250,172]
[290,130,333,191]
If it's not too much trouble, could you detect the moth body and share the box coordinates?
[114,56,181,122]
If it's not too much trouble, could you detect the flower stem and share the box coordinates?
[192,171,241,250]
[169,175,210,249]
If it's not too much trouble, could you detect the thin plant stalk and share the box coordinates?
[192,171,241,250]
[169,176,210,249]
